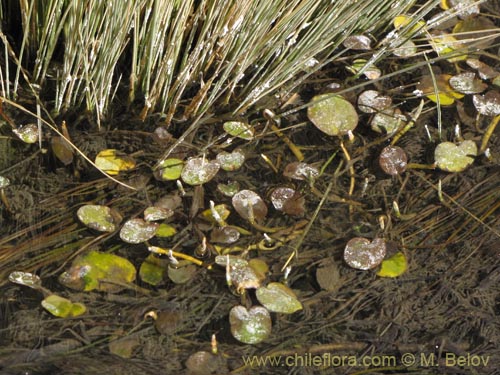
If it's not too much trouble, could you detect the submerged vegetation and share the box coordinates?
[0,0,499,374]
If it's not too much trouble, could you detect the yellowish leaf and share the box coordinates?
[377,252,407,278]
[95,149,136,175]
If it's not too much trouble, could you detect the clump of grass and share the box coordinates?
[0,0,422,124]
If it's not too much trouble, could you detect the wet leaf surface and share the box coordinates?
[139,254,168,286]
[168,262,197,284]
[232,189,267,222]
[157,158,184,181]
[13,124,38,144]
[41,294,86,318]
[229,305,272,344]
[283,162,319,181]
[51,136,74,165]
[379,146,408,175]
[307,94,358,136]
[357,90,392,113]
[95,149,136,175]
[185,351,228,375]
[59,250,136,292]
[223,121,254,140]
[181,157,220,185]
[9,271,43,290]
[270,187,305,216]
[415,74,464,105]
[377,252,408,277]
[344,237,387,270]
[77,205,122,232]
[316,262,341,292]
[435,140,477,172]
[144,206,174,221]
[472,90,500,116]
[216,149,245,171]
[370,108,406,135]
[256,282,302,314]
[210,226,240,244]
[120,218,159,243]
[449,72,487,94]
[343,35,372,50]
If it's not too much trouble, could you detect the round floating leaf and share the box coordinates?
[232,190,268,222]
[283,162,319,181]
[223,121,254,140]
[155,309,182,335]
[144,206,174,221]
[215,254,249,267]
[77,205,122,232]
[217,181,240,197]
[9,271,43,290]
[13,124,38,144]
[168,262,197,284]
[357,90,392,114]
[316,262,341,292]
[370,108,406,135]
[472,91,500,116]
[108,336,140,359]
[393,39,417,57]
[156,223,177,238]
[343,35,372,50]
[377,252,408,278]
[95,149,136,175]
[430,33,467,62]
[139,254,168,286]
[51,136,74,165]
[41,294,86,318]
[307,94,358,136]
[344,237,387,270]
[201,204,231,225]
[59,250,136,292]
[393,14,426,34]
[379,146,408,176]
[181,157,220,185]
[216,149,245,171]
[256,282,302,314]
[157,158,184,181]
[229,305,272,344]
[155,193,182,211]
[270,187,305,216]
[435,140,477,172]
[449,72,487,94]
[210,226,240,244]
[186,351,228,375]
[415,74,464,105]
[346,59,381,80]
[466,59,499,80]
[120,218,159,244]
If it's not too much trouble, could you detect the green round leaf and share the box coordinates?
[308,94,358,136]
[157,158,184,180]
[223,121,254,140]
[13,124,39,144]
[229,305,272,344]
[377,252,407,278]
[256,282,302,314]
[139,254,168,286]
[216,149,245,171]
[156,223,177,238]
[120,218,159,244]
[41,294,86,318]
[59,250,136,292]
[435,140,477,172]
[77,205,122,232]
[181,157,220,185]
